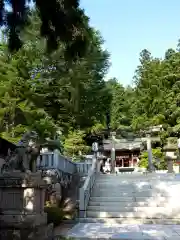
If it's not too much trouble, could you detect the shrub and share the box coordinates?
[44,206,64,227]
[138,148,167,170]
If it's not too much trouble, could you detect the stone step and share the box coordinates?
[91,191,168,197]
[94,181,175,186]
[94,182,152,189]
[90,196,135,202]
[95,179,177,183]
[96,175,149,179]
[95,178,153,182]
[97,173,176,177]
[134,196,167,202]
[95,177,160,181]
[92,187,167,192]
[93,187,153,192]
[95,180,152,183]
[90,196,167,202]
[96,176,176,180]
[95,179,151,182]
[97,175,175,179]
[89,201,160,207]
[78,217,180,224]
[97,173,148,176]
[92,187,136,192]
[93,183,152,187]
[86,210,180,218]
[87,206,177,213]
[96,176,144,180]
[87,206,135,212]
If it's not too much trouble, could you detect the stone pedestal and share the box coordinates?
[0,171,53,240]
[163,138,177,174]
[167,157,174,173]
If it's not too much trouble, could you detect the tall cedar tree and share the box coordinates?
[0,0,89,60]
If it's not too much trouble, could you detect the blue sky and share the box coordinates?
[80,0,180,86]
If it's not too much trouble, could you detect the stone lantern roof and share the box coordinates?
[163,137,178,151]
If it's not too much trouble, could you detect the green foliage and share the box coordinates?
[107,44,180,145]
[64,130,90,159]
[1,1,90,61]
[139,148,167,170]
[44,206,64,226]
[90,122,105,135]
[131,47,180,135]
[106,78,134,130]
[4,6,180,160]
[138,151,149,169]
[0,9,109,155]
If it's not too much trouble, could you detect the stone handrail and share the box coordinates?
[37,151,77,175]
[79,157,97,217]
[57,154,76,174]
[37,151,94,176]
[76,162,92,176]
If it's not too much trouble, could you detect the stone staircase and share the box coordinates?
[85,173,180,224]
[62,173,180,239]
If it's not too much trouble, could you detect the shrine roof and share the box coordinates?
[103,141,142,151]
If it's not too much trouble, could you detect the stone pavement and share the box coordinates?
[65,222,180,239]
[54,223,76,236]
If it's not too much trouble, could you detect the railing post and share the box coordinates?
[79,187,85,218]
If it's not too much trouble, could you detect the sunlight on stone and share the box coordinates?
[168,185,180,196]
[136,182,151,190]
[99,211,108,218]
[143,230,161,235]
[26,201,33,210]
[106,218,116,224]
[149,201,157,207]
[43,176,51,184]
[168,195,180,208]
[24,188,34,211]
[157,183,170,191]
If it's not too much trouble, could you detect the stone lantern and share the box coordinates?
[177,138,180,155]
[163,138,177,173]
[176,138,180,172]
[0,171,53,239]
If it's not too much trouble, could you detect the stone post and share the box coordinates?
[178,138,180,173]
[147,134,153,172]
[122,158,124,167]
[111,147,116,173]
[131,154,134,167]
[167,157,174,173]
[111,132,116,173]
[0,171,53,240]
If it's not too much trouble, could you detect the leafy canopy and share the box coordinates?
[0,1,90,60]
[0,9,110,158]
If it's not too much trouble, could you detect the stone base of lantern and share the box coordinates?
[0,171,53,240]
[166,157,175,173]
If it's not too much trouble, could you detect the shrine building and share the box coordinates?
[101,138,142,168]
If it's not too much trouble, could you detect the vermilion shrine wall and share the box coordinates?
[103,150,140,167]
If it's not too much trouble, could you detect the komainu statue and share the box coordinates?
[0,130,63,174]
[1,131,39,173]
